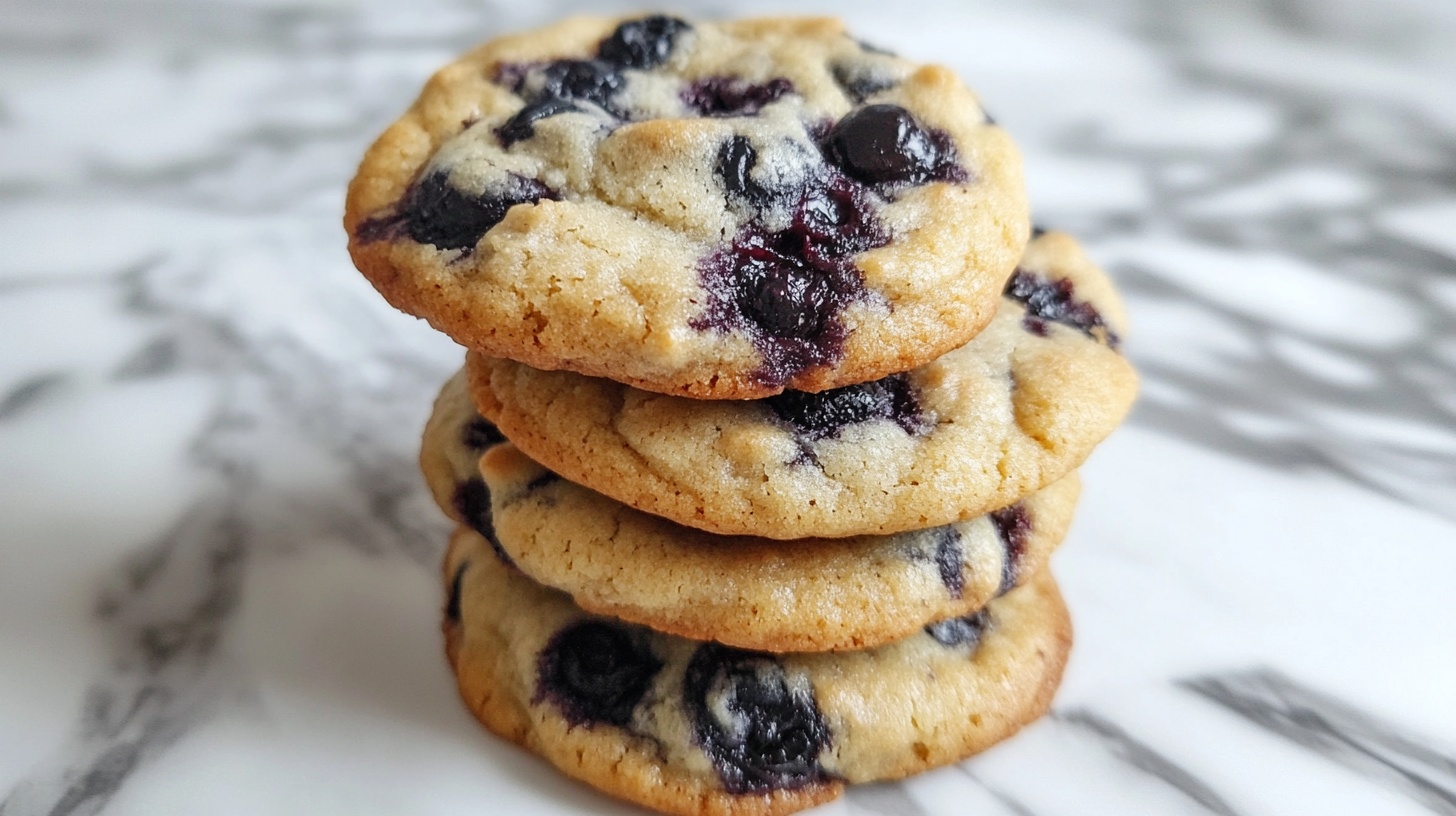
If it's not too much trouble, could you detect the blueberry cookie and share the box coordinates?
[442,527,1070,816]
[346,15,1028,399]
[422,371,1078,651]
[467,229,1136,539]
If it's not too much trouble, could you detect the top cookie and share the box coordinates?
[468,230,1137,539]
[346,15,1028,398]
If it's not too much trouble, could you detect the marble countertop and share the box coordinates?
[2,0,1454,814]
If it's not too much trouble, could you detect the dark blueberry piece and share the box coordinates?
[931,527,965,599]
[453,477,514,567]
[738,251,836,339]
[497,97,580,147]
[691,164,891,386]
[494,61,534,94]
[682,77,794,117]
[535,621,661,728]
[538,59,624,110]
[403,171,556,251]
[829,62,897,104]
[462,416,506,451]
[445,561,469,622]
[765,373,925,441]
[598,15,691,69]
[685,645,829,794]
[1030,224,1048,239]
[821,104,965,187]
[525,470,561,492]
[990,504,1031,594]
[925,610,989,648]
[792,173,889,257]
[854,38,897,56]
[1004,270,1120,349]
[717,136,770,207]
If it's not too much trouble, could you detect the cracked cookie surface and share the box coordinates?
[346,14,1027,398]
[422,371,1078,651]
[442,528,1070,816]
[467,230,1137,539]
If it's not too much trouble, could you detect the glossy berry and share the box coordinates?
[538,59,624,111]
[717,136,770,208]
[497,97,579,147]
[990,504,1031,594]
[683,77,794,116]
[738,251,835,339]
[765,373,925,440]
[685,645,829,794]
[403,171,556,251]
[598,15,691,69]
[925,610,989,648]
[793,173,888,257]
[822,104,964,186]
[693,167,890,386]
[1005,270,1120,349]
[462,417,505,451]
[536,621,662,728]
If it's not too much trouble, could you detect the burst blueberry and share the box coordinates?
[683,77,794,116]
[1005,270,1120,348]
[822,104,964,186]
[990,504,1031,594]
[765,374,925,440]
[598,15,691,69]
[544,59,623,108]
[535,621,661,728]
[685,645,829,794]
[402,171,556,251]
[496,97,579,147]
[925,610,989,648]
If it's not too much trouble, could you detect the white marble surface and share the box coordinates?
[2,0,1455,814]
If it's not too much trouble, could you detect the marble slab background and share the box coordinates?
[1,0,1453,814]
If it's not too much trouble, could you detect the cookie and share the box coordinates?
[346,14,1028,399]
[421,370,1078,652]
[467,229,1136,539]
[442,527,1070,816]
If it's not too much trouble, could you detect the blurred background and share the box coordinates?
[1,1,1453,814]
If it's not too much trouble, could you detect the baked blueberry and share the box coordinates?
[821,104,965,187]
[598,15,691,69]
[461,417,506,451]
[683,77,794,116]
[453,477,513,567]
[445,561,468,622]
[991,504,1031,594]
[536,621,661,728]
[537,59,625,112]
[1006,270,1120,348]
[685,645,829,794]
[830,62,897,103]
[717,136,772,208]
[931,527,965,599]
[401,171,556,251]
[765,374,925,441]
[496,97,580,147]
[925,610,989,648]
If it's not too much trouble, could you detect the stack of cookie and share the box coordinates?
[344,14,1136,816]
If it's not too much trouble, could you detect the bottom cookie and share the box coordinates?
[443,527,1071,816]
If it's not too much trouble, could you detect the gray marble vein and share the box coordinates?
[1183,669,1456,815]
